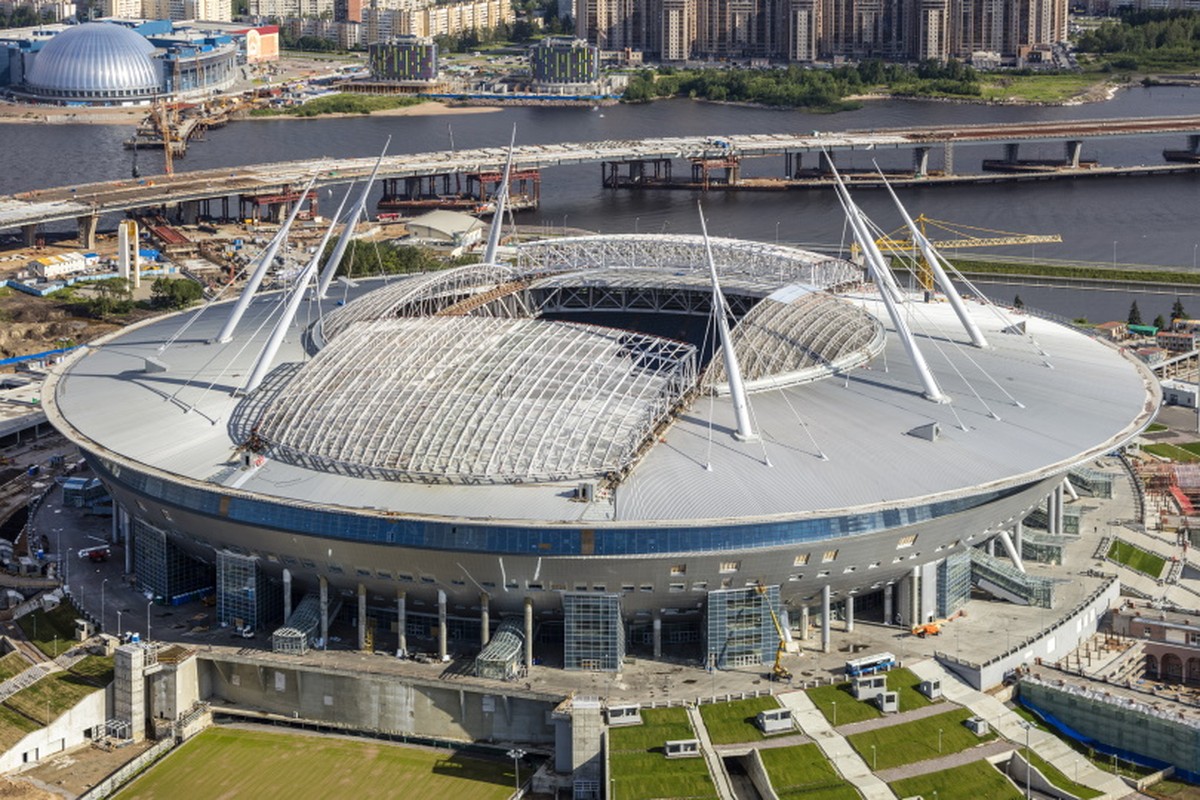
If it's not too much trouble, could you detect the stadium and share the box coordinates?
[42,220,1158,672]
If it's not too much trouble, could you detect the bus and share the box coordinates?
[844,652,896,677]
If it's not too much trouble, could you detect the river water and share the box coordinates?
[4,85,1200,321]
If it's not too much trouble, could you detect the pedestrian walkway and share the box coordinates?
[777,690,896,800]
[906,659,1132,799]
[712,731,811,754]
[874,740,1014,783]
[685,705,737,800]
[836,700,961,737]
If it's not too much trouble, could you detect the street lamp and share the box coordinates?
[938,727,943,753]
[101,579,108,633]
[775,221,780,245]
[146,599,153,642]
[871,744,877,770]
[1021,721,1033,799]
[117,608,124,637]
[562,214,569,236]
[506,748,526,795]
[831,701,837,727]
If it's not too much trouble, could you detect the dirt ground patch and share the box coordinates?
[0,292,117,362]
[18,741,156,797]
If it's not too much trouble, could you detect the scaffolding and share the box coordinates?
[937,551,971,618]
[132,520,212,604]
[271,592,332,655]
[215,550,281,632]
[1070,467,1114,499]
[563,592,623,672]
[706,585,781,670]
[474,618,524,681]
[969,548,1055,608]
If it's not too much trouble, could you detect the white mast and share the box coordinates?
[482,126,516,265]
[212,173,317,345]
[316,138,390,299]
[698,205,757,441]
[876,168,988,349]
[241,189,352,396]
[828,165,948,404]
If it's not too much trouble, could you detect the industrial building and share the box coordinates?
[43,215,1155,679]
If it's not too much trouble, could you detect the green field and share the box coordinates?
[609,707,716,800]
[1143,443,1200,463]
[16,603,83,659]
[5,671,106,726]
[116,727,516,800]
[806,668,933,727]
[1107,539,1167,578]
[978,73,1106,103]
[845,708,996,770]
[1147,423,1169,433]
[697,696,781,745]
[0,704,41,752]
[889,760,1021,800]
[0,651,30,682]
[1021,749,1103,799]
[759,743,860,799]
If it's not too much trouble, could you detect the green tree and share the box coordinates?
[1129,300,1143,326]
[151,277,203,309]
[1013,294,1024,309]
[1154,314,1167,329]
[1173,297,1188,321]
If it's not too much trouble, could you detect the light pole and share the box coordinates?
[146,599,153,642]
[938,727,943,753]
[775,221,780,245]
[1112,240,1117,269]
[562,214,568,236]
[831,701,837,727]
[101,579,108,633]
[117,608,123,637]
[507,748,526,795]
[1022,721,1033,800]
[871,744,877,770]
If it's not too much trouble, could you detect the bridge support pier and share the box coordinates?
[819,151,836,175]
[76,213,98,249]
[1065,140,1083,168]
[602,159,672,189]
[913,147,930,177]
[1004,142,1020,164]
[1190,134,1200,153]
[785,151,803,177]
[21,224,38,247]
[943,142,955,175]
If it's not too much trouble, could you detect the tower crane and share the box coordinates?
[870,214,1062,291]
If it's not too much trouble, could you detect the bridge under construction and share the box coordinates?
[6,114,1200,248]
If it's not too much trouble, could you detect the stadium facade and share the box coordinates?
[43,232,1157,670]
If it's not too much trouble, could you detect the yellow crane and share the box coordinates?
[755,582,792,682]
[870,214,1062,291]
[154,100,175,176]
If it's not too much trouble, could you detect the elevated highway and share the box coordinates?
[4,114,1200,245]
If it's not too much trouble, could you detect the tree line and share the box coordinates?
[1075,10,1200,70]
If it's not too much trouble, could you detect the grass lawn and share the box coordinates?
[978,73,1105,103]
[0,651,30,683]
[117,727,516,800]
[845,708,996,770]
[0,704,41,752]
[1178,442,1200,457]
[69,655,115,686]
[1107,539,1167,578]
[807,668,933,727]
[1148,777,1200,798]
[16,604,83,660]
[609,707,716,800]
[890,761,1021,800]
[1142,443,1200,463]
[1020,748,1103,799]
[4,671,104,725]
[759,743,859,799]
[1147,423,1169,433]
[698,696,780,745]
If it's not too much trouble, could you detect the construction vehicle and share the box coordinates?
[911,621,942,638]
[869,215,1062,292]
[755,582,792,681]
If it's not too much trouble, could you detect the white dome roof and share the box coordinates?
[26,23,160,99]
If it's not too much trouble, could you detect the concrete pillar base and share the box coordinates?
[821,585,831,654]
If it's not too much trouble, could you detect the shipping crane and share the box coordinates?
[755,582,792,682]
[870,215,1062,291]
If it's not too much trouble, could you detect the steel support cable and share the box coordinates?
[189,293,287,420]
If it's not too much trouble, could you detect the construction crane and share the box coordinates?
[154,100,175,176]
[755,582,792,682]
[872,214,1062,291]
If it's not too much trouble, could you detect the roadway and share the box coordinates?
[3,115,1200,233]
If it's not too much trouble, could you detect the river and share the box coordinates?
[4,85,1200,322]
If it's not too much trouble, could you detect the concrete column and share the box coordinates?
[912,147,930,177]
[110,503,119,545]
[319,575,329,647]
[910,566,920,626]
[819,151,835,175]
[1063,476,1079,501]
[987,536,996,557]
[652,609,662,659]
[821,584,831,654]
[1054,484,1065,534]
[282,569,292,621]
[1004,142,1020,163]
[1065,140,1082,168]
[76,214,98,249]
[845,595,855,632]
[800,605,810,640]
[437,590,447,661]
[523,596,534,670]
[357,583,367,651]
[1016,519,1025,549]
[397,591,407,656]
[21,224,37,247]
[122,508,133,575]
[480,593,490,647]
[943,142,955,175]
[884,584,893,625]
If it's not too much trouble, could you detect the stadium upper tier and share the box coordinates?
[46,235,1155,531]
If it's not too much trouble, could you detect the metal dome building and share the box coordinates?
[24,23,160,103]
